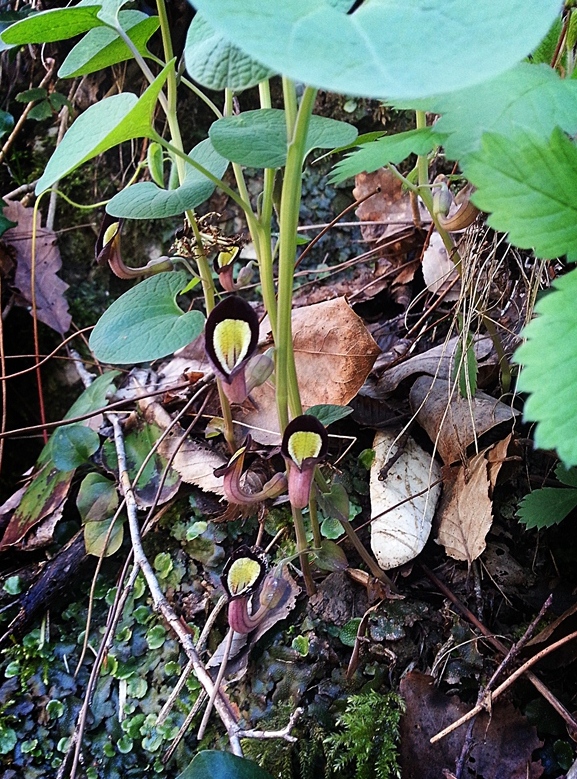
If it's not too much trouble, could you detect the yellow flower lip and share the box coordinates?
[281,414,328,470]
[213,318,251,374]
[288,430,323,468]
[205,296,259,381]
[222,545,266,599]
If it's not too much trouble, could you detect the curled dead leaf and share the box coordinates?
[410,376,518,465]
[237,297,380,444]
[422,232,461,300]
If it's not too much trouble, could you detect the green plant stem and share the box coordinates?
[312,468,398,591]
[276,85,317,429]
[309,495,322,549]
[282,76,298,136]
[483,315,512,393]
[292,504,316,596]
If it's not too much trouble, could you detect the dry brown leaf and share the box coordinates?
[353,168,431,243]
[374,336,493,395]
[3,201,71,334]
[410,376,518,464]
[436,436,512,563]
[400,671,543,779]
[139,400,226,495]
[237,297,380,444]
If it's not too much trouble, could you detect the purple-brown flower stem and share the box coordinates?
[216,379,236,453]
[292,504,316,596]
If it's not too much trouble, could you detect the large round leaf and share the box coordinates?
[209,109,357,168]
[177,750,274,779]
[106,139,229,219]
[190,0,560,100]
[89,271,205,364]
[184,13,275,91]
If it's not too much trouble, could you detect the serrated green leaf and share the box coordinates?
[209,109,357,168]
[305,404,353,426]
[556,463,577,488]
[49,424,100,470]
[184,13,275,91]
[191,0,560,100]
[410,63,577,161]
[59,11,160,78]
[27,101,53,121]
[106,139,228,219]
[514,269,577,466]
[1,6,101,45]
[517,487,577,529]
[177,750,274,779]
[35,61,172,195]
[16,87,47,102]
[330,127,441,183]
[463,128,577,260]
[89,271,205,364]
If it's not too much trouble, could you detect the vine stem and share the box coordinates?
[275,85,317,429]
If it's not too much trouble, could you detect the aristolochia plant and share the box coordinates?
[2,0,575,769]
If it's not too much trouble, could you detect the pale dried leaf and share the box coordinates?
[3,201,71,334]
[374,336,493,395]
[370,429,442,570]
[410,376,518,464]
[436,437,511,563]
[422,231,460,300]
[238,297,380,444]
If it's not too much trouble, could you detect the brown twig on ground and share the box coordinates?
[422,565,577,739]
[453,594,553,779]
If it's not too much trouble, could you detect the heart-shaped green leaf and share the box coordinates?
[464,128,577,261]
[36,61,172,194]
[184,13,275,91]
[209,109,357,168]
[106,139,229,219]
[1,6,101,45]
[59,11,160,78]
[190,0,560,99]
[89,271,205,364]
[408,63,577,161]
[64,370,121,420]
[77,473,123,556]
[305,404,353,426]
[49,423,100,470]
[514,268,577,466]
[330,127,441,183]
[177,750,274,779]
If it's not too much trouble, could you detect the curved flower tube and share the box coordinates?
[281,415,329,509]
[221,547,290,634]
[215,442,288,505]
[96,214,173,279]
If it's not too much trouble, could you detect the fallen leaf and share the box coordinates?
[2,201,71,334]
[370,429,442,570]
[134,398,226,496]
[353,168,431,244]
[373,335,494,395]
[410,376,518,464]
[400,671,543,779]
[436,435,513,563]
[237,297,380,444]
[422,231,461,300]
